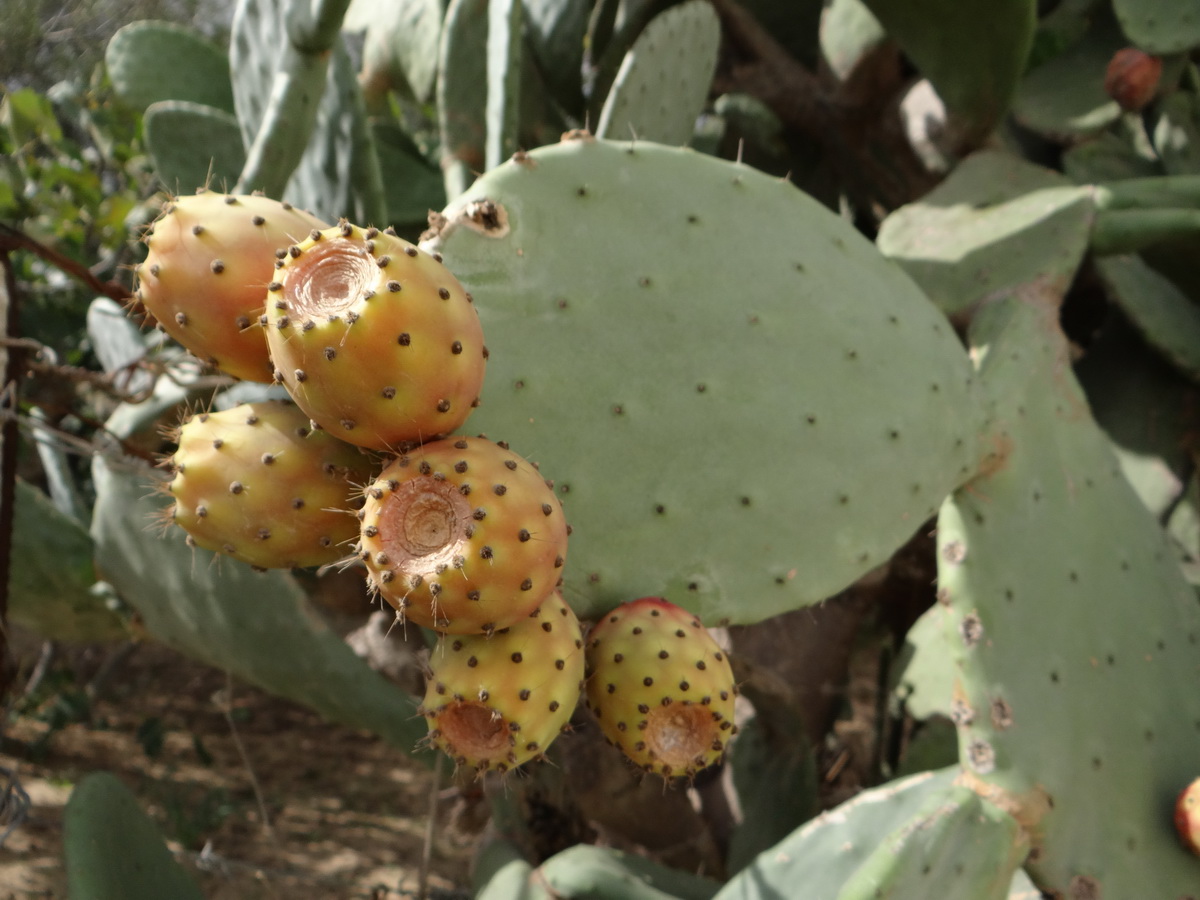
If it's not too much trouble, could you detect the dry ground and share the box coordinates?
[0,637,478,899]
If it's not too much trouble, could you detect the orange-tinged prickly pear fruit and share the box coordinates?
[136,191,327,382]
[264,221,486,450]
[358,436,568,634]
[584,597,737,778]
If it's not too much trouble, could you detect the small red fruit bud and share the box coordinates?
[1175,777,1200,856]
[1104,48,1163,112]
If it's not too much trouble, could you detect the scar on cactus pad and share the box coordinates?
[358,436,568,634]
[264,221,487,450]
[584,597,737,778]
[163,399,374,569]
[135,190,327,383]
[420,591,584,773]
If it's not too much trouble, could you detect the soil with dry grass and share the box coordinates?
[0,636,478,899]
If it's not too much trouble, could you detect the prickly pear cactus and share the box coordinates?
[420,590,584,772]
[265,221,486,449]
[421,136,980,625]
[584,597,736,778]
[136,190,327,382]
[166,399,374,569]
[715,768,1027,900]
[935,293,1200,896]
[64,772,204,900]
[594,0,721,145]
[358,435,568,633]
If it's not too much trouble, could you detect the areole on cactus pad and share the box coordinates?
[136,190,327,383]
[264,221,487,450]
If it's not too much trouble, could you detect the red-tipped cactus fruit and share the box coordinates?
[1104,48,1162,113]
[584,597,737,778]
[1176,777,1200,856]
[166,399,374,568]
[264,222,487,450]
[358,436,568,633]
[136,191,327,382]
[420,591,584,773]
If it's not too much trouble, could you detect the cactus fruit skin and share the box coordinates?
[1177,778,1200,856]
[264,222,486,450]
[168,400,373,569]
[420,591,584,773]
[359,436,568,633]
[136,191,327,382]
[1104,48,1162,112]
[584,597,736,778]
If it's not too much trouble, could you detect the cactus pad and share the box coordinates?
[136,190,326,383]
[877,150,1094,319]
[105,20,235,114]
[1095,253,1200,383]
[65,772,204,900]
[168,400,373,569]
[1112,0,1200,54]
[858,0,1036,142]
[265,222,486,449]
[715,767,1027,900]
[359,436,567,633]
[595,0,721,145]
[421,137,979,625]
[421,590,584,772]
[584,597,736,778]
[143,101,245,194]
[936,294,1200,895]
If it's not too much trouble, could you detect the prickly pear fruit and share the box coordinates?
[166,399,374,569]
[358,436,568,633]
[263,221,487,450]
[136,191,327,382]
[1176,778,1200,856]
[420,591,584,773]
[584,597,736,778]
[1104,48,1162,112]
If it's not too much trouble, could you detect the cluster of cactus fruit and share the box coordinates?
[139,188,736,776]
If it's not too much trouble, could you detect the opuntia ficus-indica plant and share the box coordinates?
[3,0,1200,895]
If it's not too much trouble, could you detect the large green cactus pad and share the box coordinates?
[859,0,1035,142]
[715,767,1027,900]
[143,101,245,194]
[422,137,978,625]
[65,772,204,900]
[1113,0,1200,54]
[1010,13,1124,141]
[537,845,721,899]
[877,150,1093,319]
[11,479,126,643]
[595,0,721,145]
[1095,253,1200,383]
[936,294,1200,895]
[105,20,235,114]
[89,452,427,753]
[438,0,489,198]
